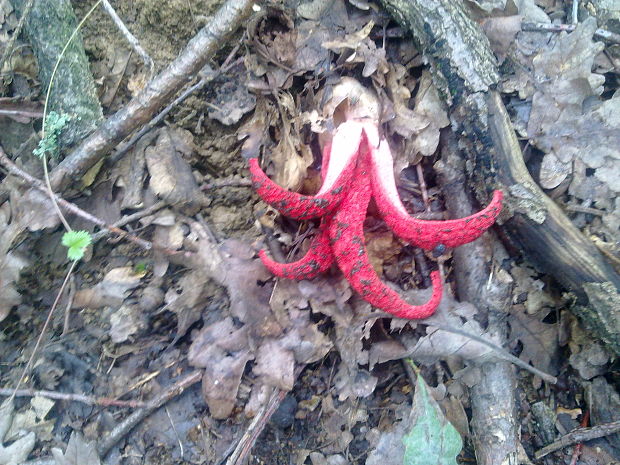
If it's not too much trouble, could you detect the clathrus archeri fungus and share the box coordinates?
[250,78,503,319]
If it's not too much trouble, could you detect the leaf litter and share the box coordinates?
[0,0,619,463]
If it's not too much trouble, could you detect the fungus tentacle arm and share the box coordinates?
[249,123,362,220]
[329,147,443,319]
[369,139,503,250]
[258,220,334,280]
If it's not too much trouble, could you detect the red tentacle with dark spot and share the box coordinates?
[329,146,443,319]
[249,122,363,220]
[368,137,503,250]
[258,220,334,280]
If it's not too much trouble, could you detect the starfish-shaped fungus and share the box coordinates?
[249,84,503,319]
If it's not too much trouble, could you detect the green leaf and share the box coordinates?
[402,361,463,465]
[62,230,92,261]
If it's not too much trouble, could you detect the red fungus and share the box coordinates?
[250,80,503,319]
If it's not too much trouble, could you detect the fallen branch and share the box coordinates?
[522,21,620,44]
[20,370,202,465]
[535,419,620,459]
[0,145,161,253]
[437,131,520,465]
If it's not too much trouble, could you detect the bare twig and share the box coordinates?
[90,200,167,243]
[0,388,146,408]
[405,322,557,384]
[535,419,620,459]
[522,21,620,44]
[201,177,252,191]
[19,370,203,465]
[100,0,154,79]
[572,0,579,24]
[9,260,77,403]
[224,387,289,465]
[97,370,202,457]
[61,274,76,335]
[568,411,589,465]
[224,367,304,465]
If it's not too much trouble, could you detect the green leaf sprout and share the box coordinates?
[61,230,92,261]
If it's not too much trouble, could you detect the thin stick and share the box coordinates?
[201,177,252,191]
[401,322,557,384]
[0,146,187,256]
[568,411,589,465]
[522,21,620,44]
[90,200,167,243]
[9,260,77,403]
[415,163,430,211]
[535,419,620,459]
[0,388,146,408]
[61,274,76,335]
[19,370,203,465]
[97,370,202,457]
[225,388,288,465]
[100,0,154,79]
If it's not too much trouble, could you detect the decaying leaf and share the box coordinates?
[188,317,253,419]
[238,98,276,160]
[509,310,559,375]
[181,222,332,415]
[253,339,296,390]
[364,230,402,277]
[320,395,368,454]
[395,293,500,366]
[72,267,143,309]
[409,70,450,156]
[164,270,210,339]
[385,66,448,172]
[0,249,28,322]
[527,17,620,213]
[510,263,555,314]
[145,128,208,214]
[51,431,101,465]
[322,21,388,77]
[206,66,256,125]
[481,15,522,63]
[5,396,54,443]
[0,399,36,465]
[109,304,147,343]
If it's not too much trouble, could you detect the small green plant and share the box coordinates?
[33,111,71,160]
[134,262,148,274]
[61,230,92,261]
